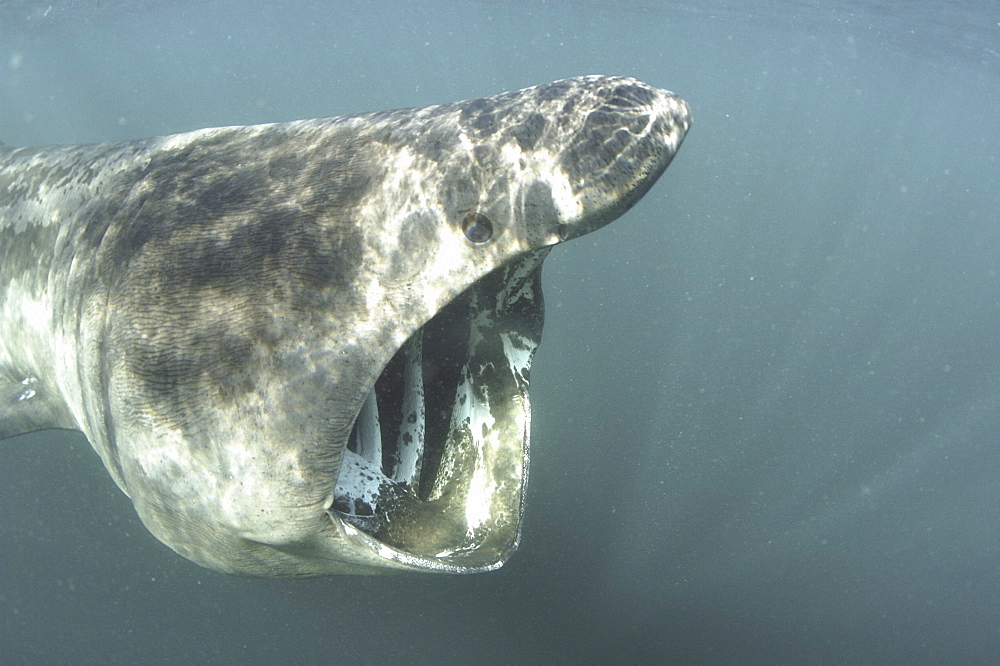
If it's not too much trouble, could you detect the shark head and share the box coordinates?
[0,76,690,575]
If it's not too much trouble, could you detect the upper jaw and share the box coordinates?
[557,83,692,242]
[311,82,693,573]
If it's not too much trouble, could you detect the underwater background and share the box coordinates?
[2,0,999,662]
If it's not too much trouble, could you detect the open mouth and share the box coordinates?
[331,251,548,569]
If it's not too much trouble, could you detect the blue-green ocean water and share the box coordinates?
[2,1,998,661]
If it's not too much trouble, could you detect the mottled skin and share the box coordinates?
[0,76,690,575]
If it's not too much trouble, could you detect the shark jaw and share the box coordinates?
[330,251,547,572]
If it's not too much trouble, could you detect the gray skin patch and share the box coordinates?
[0,76,691,576]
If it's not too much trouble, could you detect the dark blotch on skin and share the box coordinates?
[472,144,497,169]
[459,97,500,137]
[406,127,460,163]
[473,114,497,134]
[93,126,378,432]
[100,128,372,290]
[520,181,558,243]
[442,172,481,215]
[507,113,547,152]
[458,93,537,140]
[559,111,635,190]
[606,83,657,108]
[385,211,438,282]
[535,79,573,101]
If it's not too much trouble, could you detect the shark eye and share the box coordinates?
[462,212,494,243]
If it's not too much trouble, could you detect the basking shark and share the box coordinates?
[0,76,690,575]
